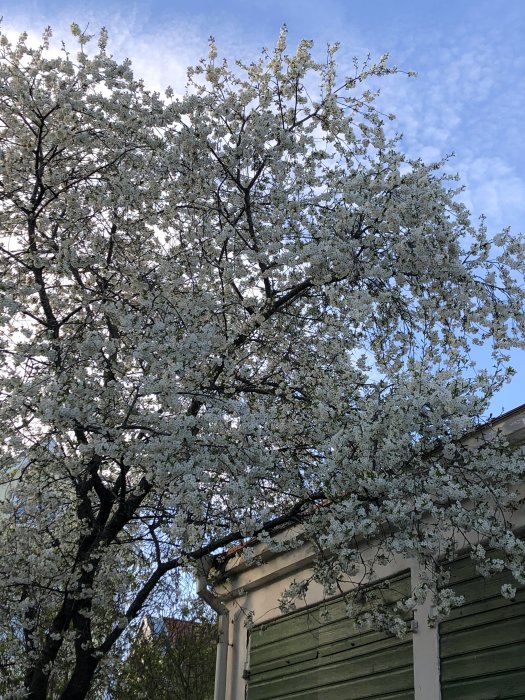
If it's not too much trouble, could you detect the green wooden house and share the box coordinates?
[198,405,525,700]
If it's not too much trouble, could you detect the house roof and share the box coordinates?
[141,615,199,643]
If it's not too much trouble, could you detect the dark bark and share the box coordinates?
[58,654,99,700]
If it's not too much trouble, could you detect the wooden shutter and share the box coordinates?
[248,573,414,700]
[440,554,525,699]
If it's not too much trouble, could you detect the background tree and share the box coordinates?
[111,600,216,700]
[1,23,525,700]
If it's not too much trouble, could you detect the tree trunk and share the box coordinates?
[59,655,99,700]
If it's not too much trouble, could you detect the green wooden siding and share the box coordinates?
[248,573,414,700]
[440,554,525,700]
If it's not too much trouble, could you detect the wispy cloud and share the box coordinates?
[367,7,525,233]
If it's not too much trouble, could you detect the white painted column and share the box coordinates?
[411,562,442,700]
[225,605,249,700]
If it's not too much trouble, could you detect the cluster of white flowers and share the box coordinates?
[278,579,311,613]
[428,589,466,626]
[355,609,409,638]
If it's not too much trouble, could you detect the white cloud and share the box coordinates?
[1,11,206,95]
[458,156,525,232]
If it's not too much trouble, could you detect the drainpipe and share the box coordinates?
[196,559,229,700]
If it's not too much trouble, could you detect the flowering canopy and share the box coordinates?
[1,24,525,699]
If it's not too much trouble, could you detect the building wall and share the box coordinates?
[214,543,444,700]
[439,554,525,699]
[248,571,414,700]
[215,546,525,700]
[207,406,525,700]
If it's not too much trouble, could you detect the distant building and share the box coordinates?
[116,612,216,700]
[138,615,199,644]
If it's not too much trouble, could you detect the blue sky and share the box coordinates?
[2,0,524,415]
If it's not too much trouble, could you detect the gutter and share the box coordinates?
[196,558,229,700]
